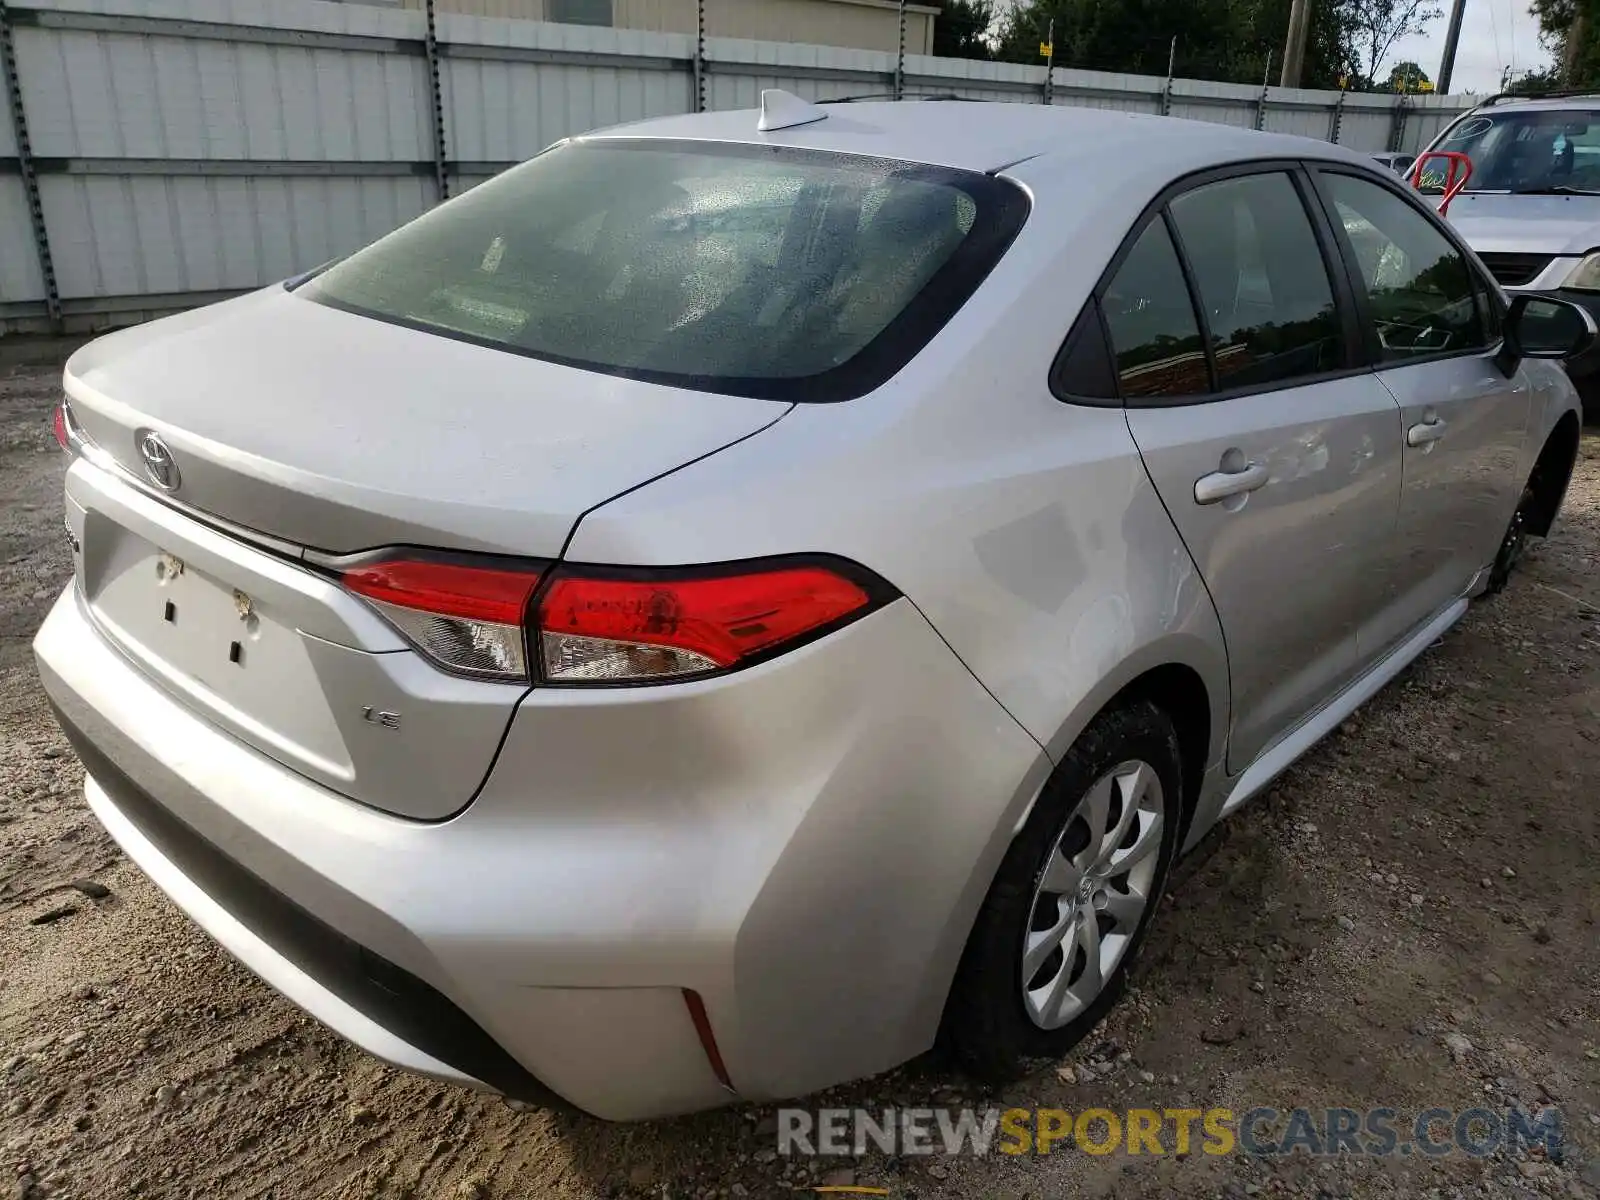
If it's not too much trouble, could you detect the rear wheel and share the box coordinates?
[942,701,1182,1080]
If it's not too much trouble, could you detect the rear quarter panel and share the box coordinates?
[565,165,1231,822]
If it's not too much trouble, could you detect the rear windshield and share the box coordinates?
[1427,107,1600,194]
[300,139,1029,401]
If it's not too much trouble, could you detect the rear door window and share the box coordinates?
[1168,172,1347,390]
[1100,218,1211,399]
[300,140,1029,402]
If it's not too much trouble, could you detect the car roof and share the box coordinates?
[583,100,1379,177]
[1473,94,1600,113]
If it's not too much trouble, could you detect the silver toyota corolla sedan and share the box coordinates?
[33,94,1593,1121]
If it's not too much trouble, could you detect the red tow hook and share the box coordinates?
[1407,151,1474,218]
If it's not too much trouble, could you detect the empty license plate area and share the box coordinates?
[82,512,353,779]
[64,464,533,818]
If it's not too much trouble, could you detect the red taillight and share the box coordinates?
[536,563,876,684]
[52,400,69,450]
[342,559,542,625]
[341,554,891,686]
[341,557,546,681]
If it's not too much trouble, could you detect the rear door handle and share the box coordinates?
[1407,418,1447,447]
[1194,462,1269,505]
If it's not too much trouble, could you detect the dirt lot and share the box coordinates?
[1,345,1598,1200]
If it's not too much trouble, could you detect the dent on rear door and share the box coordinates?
[1109,170,1405,773]
[1129,382,1403,771]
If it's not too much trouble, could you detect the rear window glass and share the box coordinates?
[300,139,1029,402]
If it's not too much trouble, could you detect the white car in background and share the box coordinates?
[1416,91,1600,418]
[1371,151,1417,174]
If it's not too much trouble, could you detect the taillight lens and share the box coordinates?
[341,557,547,680]
[340,554,892,686]
[53,396,84,452]
[55,397,93,456]
[536,561,881,684]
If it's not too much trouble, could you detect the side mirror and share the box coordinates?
[1497,293,1598,375]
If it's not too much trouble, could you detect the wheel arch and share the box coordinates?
[1034,637,1230,853]
[1526,409,1582,539]
[934,649,1226,1074]
[1101,663,1215,845]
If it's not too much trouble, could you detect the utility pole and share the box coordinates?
[1280,0,1313,88]
[1042,16,1054,105]
[1437,0,1467,94]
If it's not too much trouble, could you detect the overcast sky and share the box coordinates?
[1389,0,1549,94]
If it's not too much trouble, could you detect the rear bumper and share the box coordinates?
[53,707,559,1105]
[35,582,1046,1120]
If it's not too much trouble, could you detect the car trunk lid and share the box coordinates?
[63,286,789,559]
[61,288,789,819]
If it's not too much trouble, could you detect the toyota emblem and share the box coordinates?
[137,430,181,492]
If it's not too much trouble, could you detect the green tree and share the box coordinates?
[1387,59,1432,90]
[983,0,1463,93]
[1237,0,1357,89]
[990,0,1352,88]
[1531,0,1600,89]
[1507,65,1562,93]
[994,0,1244,79]
[1342,0,1444,88]
[932,0,995,59]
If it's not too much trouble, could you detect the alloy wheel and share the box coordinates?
[1020,760,1165,1030]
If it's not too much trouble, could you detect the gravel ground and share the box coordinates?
[1,345,1598,1200]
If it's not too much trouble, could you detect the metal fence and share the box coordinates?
[0,0,1480,333]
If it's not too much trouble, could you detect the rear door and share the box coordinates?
[1310,168,1533,657]
[1113,166,1405,771]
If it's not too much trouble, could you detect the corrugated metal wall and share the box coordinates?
[0,51,44,308]
[405,0,938,56]
[0,0,1478,330]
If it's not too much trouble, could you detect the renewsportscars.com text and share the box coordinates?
[776,1105,1564,1160]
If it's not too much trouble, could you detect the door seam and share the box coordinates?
[1121,406,1236,774]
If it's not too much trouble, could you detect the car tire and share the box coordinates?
[941,700,1183,1082]
[1485,477,1537,596]
[1581,379,1600,426]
